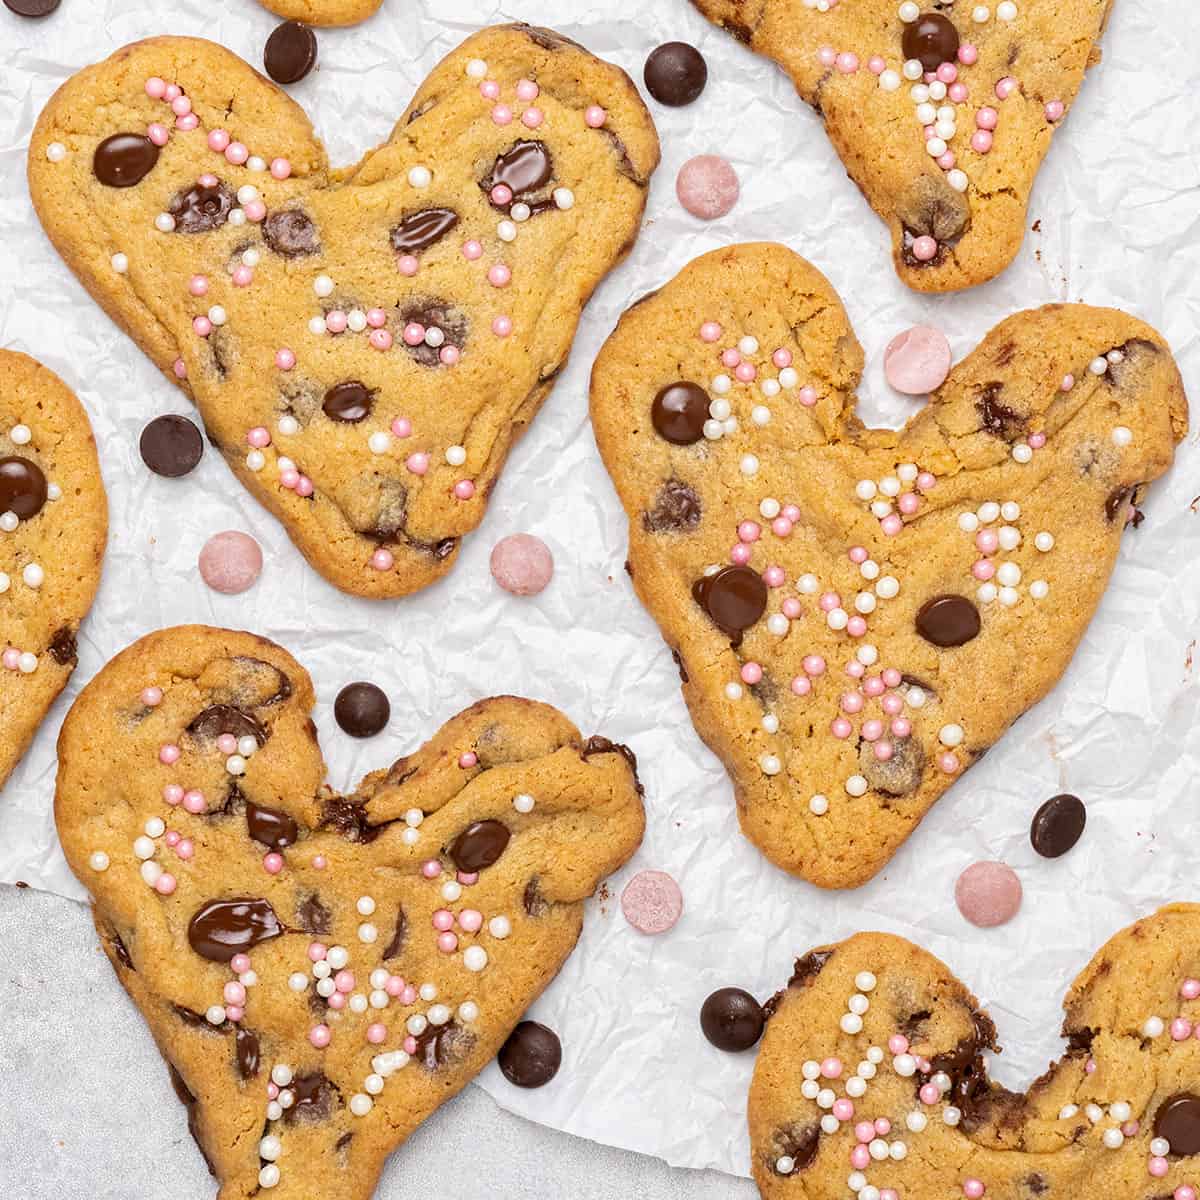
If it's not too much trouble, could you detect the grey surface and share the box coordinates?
[1,885,753,1199]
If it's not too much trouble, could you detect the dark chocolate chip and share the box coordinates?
[246,801,298,850]
[0,456,47,519]
[187,897,283,963]
[450,820,511,872]
[169,180,236,234]
[322,381,374,423]
[1030,794,1086,858]
[915,594,981,647]
[390,208,460,256]
[644,479,702,533]
[334,681,390,737]
[48,627,78,666]
[110,931,135,971]
[1155,1094,1200,1156]
[901,13,960,72]
[297,893,332,935]
[700,987,765,1052]
[264,21,317,85]
[692,565,767,637]
[651,381,709,445]
[235,1028,260,1079]
[977,382,1025,439]
[320,796,382,842]
[284,1073,338,1122]
[5,0,60,15]
[483,141,553,202]
[139,414,203,477]
[383,906,408,959]
[498,1021,562,1088]
[643,42,708,107]
[770,1123,819,1173]
[398,298,467,367]
[789,948,834,988]
[263,208,320,257]
[523,877,548,917]
[413,1020,469,1070]
[92,133,159,188]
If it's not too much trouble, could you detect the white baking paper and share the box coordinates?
[2,0,1199,1182]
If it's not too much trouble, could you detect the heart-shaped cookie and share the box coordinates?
[28,25,658,597]
[0,349,107,792]
[750,904,1200,1198]
[590,244,1186,888]
[54,625,645,1199]
[259,0,381,26]
[692,0,1110,292]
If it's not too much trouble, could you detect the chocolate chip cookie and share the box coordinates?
[259,0,380,26]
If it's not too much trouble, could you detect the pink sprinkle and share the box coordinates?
[192,316,212,338]
[888,1035,909,1055]
[848,546,867,564]
[173,358,187,379]
[972,560,996,581]
[458,909,484,933]
[971,130,994,154]
[325,310,347,334]
[963,1182,985,1199]
[440,345,461,366]
[365,308,387,329]
[223,1004,243,1022]
[1,649,18,670]
[263,852,284,875]
[462,240,484,261]
[831,717,852,739]
[491,104,513,126]
[773,348,793,369]
[1174,1186,1196,1199]
[1028,432,1047,449]
[406,452,429,476]
[841,692,864,715]
[868,56,886,75]
[741,662,763,685]
[437,931,459,953]
[819,1057,842,1079]
[247,426,270,449]
[1171,1018,1193,1041]
[145,77,167,99]
[699,322,723,343]
[433,909,455,932]
[225,142,249,165]
[940,752,961,774]
[370,548,394,571]
[855,1121,874,1144]
[217,733,238,755]
[861,720,883,742]
[490,183,514,207]
[958,43,978,66]
[880,514,903,536]
[735,361,757,383]
[937,151,956,171]
[183,789,206,814]
[275,348,296,371]
[370,329,394,351]
[309,1024,331,1049]
[164,784,183,806]
[367,1023,387,1044]
[165,830,181,847]
[911,236,938,262]
[171,95,192,117]
[141,686,163,707]
[224,981,247,1006]
[279,468,300,489]
[721,348,741,368]
[312,855,327,869]
[863,676,885,698]
[891,718,911,738]
[977,107,999,132]
[1148,1158,1169,1178]
[798,386,818,406]
[488,264,512,288]
[1181,978,1200,999]
[403,322,426,346]
[782,504,801,522]
[401,985,417,1005]
[1045,100,1065,122]
[949,82,969,103]
[835,52,859,75]
[159,743,181,765]
[334,970,355,994]
[920,1083,940,1104]
[976,529,999,554]
[385,975,405,997]
[585,105,607,128]
[207,129,230,152]
[459,752,478,768]
[936,62,957,84]
[772,518,793,538]
[421,860,441,880]
[175,114,199,132]
[803,656,826,677]
[198,173,218,188]
[882,667,901,687]
[873,741,894,761]
[917,471,936,491]
[818,46,837,67]
[851,1144,871,1170]
[1122,1120,1139,1136]
[846,662,865,679]
[522,107,544,129]
[230,953,251,973]
[233,265,253,287]
[882,694,903,716]
[874,1118,891,1136]
[516,78,540,102]
[398,255,419,277]
[996,76,1018,100]
[403,1035,418,1054]
[480,80,501,101]
[457,872,478,885]
[791,676,812,697]
[819,591,841,613]
[164,84,182,102]
[738,520,761,543]
[847,616,867,637]
[453,480,476,500]
[391,418,412,439]
[492,315,513,338]
[898,493,920,515]
[146,122,170,147]
[308,942,328,962]
[782,598,802,619]
[154,873,177,895]
[176,838,195,861]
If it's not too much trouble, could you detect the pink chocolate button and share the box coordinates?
[676,155,740,221]
[198,531,263,594]
[883,325,953,395]
[490,533,554,596]
[621,870,684,935]
[955,861,1022,928]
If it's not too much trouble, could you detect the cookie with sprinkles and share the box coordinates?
[590,244,1187,888]
[28,25,659,598]
[0,349,107,792]
[691,0,1112,292]
[54,625,645,1200]
[749,904,1200,1198]
[258,0,381,26]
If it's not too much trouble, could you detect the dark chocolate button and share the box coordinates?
[692,565,767,635]
[169,181,236,234]
[334,682,390,737]
[651,382,709,445]
[322,382,374,423]
[0,456,48,520]
[187,897,283,963]
[264,209,320,257]
[4,0,60,16]
[246,801,298,850]
[391,208,460,256]
[915,594,981,647]
[264,21,317,85]
[1030,794,1086,858]
[643,42,708,107]
[700,987,764,1052]
[92,133,159,188]
[485,141,553,200]
[1155,1093,1200,1155]
[449,819,510,872]
[139,415,203,478]
[901,13,961,72]
[498,1021,562,1088]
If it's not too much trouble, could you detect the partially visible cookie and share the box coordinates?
[29,25,659,597]
[54,625,645,1200]
[751,904,1200,1198]
[590,244,1187,888]
[692,0,1112,292]
[0,349,107,791]
[259,0,381,26]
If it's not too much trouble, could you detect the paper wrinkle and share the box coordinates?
[2,0,1200,1182]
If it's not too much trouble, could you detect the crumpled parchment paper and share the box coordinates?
[2,0,1199,1181]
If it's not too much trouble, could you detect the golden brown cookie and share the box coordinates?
[692,0,1112,292]
[751,904,1200,1198]
[0,349,107,791]
[55,624,645,1200]
[590,244,1187,888]
[259,0,381,27]
[29,25,659,598]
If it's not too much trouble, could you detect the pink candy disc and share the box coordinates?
[955,861,1022,928]
[198,530,263,594]
[620,870,684,935]
[675,155,740,221]
[883,325,953,395]
[489,533,554,596]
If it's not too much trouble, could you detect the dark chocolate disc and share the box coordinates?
[915,594,981,647]
[0,456,48,520]
[139,415,203,478]
[4,0,61,16]
[700,987,765,1052]
[391,208,460,256]
[246,801,298,850]
[334,682,390,737]
[169,180,236,234]
[187,898,283,962]
[693,565,767,635]
[322,382,374,423]
[449,819,511,872]
[1155,1094,1200,1156]
[92,133,159,188]
[264,21,317,85]
[1030,794,1086,858]
[901,13,961,72]
[643,42,708,107]
[651,382,709,445]
[485,141,553,200]
[498,1021,562,1088]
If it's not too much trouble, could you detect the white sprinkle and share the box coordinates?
[1012,443,1033,463]
[466,58,488,79]
[845,774,868,797]
[513,793,535,814]
[760,754,782,776]
[553,187,575,210]
[489,916,511,939]
[408,165,432,188]
[111,253,129,273]
[259,1165,280,1189]
[155,213,176,233]
[350,1094,374,1117]
[809,794,829,815]
[1035,531,1055,551]
[855,480,878,501]
[463,945,488,972]
[89,851,110,872]
[939,724,964,747]
[1112,426,1133,447]
[46,141,67,162]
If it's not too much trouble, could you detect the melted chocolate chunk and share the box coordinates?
[187,897,283,963]
[48,627,78,666]
[167,1064,217,1178]
[700,987,765,1052]
[169,181,236,234]
[383,906,408,959]
[284,1072,339,1122]
[322,381,374,423]
[692,565,767,638]
[412,1020,468,1070]
[172,1002,222,1030]
[498,1021,561,1088]
[0,456,48,519]
[915,594,981,647]
[1023,1174,1048,1196]
[921,1011,998,1115]
[235,1028,260,1079]
[1105,485,1134,522]
[398,298,467,367]
[901,12,960,72]
[187,704,267,746]
[651,382,709,445]
[581,735,645,797]
[770,1123,820,1173]
[789,948,834,988]
[449,820,511,872]
[482,141,553,203]
[110,931,134,970]
[336,1132,354,1153]
[391,208,460,256]
[1030,794,1086,858]
[263,208,320,257]
[93,133,159,188]
[1155,1093,1200,1156]
[860,735,925,796]
[523,877,548,917]
[246,801,298,849]
[297,893,332,935]
[977,382,1026,440]
[320,796,382,843]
